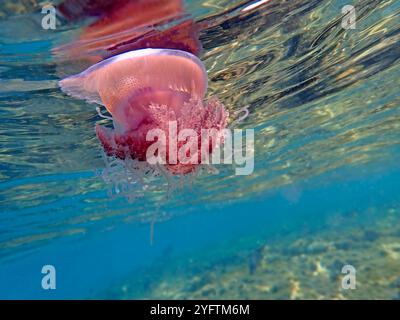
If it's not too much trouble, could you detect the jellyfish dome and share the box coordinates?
[59,48,228,175]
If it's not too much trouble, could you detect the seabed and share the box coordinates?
[101,206,400,300]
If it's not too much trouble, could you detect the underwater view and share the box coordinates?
[0,0,399,301]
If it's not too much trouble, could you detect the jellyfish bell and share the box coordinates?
[60,49,207,129]
[59,48,228,176]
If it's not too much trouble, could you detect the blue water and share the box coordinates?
[1,163,399,299]
[0,0,399,299]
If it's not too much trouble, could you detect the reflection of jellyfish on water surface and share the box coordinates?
[54,0,201,68]
[59,48,229,200]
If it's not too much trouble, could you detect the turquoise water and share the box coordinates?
[0,0,400,299]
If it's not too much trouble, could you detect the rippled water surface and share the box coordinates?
[0,0,399,299]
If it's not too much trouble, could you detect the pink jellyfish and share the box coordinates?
[59,48,228,175]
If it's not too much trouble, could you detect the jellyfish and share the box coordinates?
[59,48,228,178]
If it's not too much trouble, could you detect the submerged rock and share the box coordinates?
[335,241,352,250]
[248,245,267,275]
[282,239,308,255]
[306,241,329,254]
[362,230,380,242]
[390,278,400,289]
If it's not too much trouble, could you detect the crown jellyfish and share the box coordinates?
[59,48,228,183]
